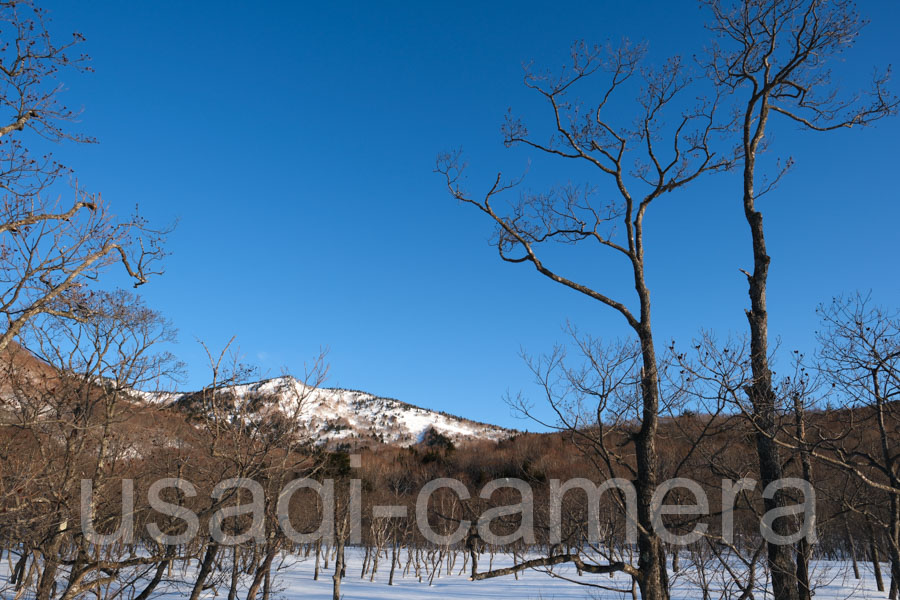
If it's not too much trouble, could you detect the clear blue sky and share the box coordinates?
[39,1,900,429]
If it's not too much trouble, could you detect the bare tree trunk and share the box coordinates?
[793,393,813,600]
[11,550,28,591]
[135,556,173,600]
[847,521,860,580]
[332,536,345,600]
[742,129,800,600]
[871,534,885,593]
[428,550,442,586]
[228,546,241,600]
[35,535,63,600]
[370,546,380,582]
[709,2,896,596]
[388,541,398,585]
[888,496,900,600]
[246,546,276,600]
[795,542,811,600]
[634,327,668,600]
[314,540,321,580]
[189,542,219,600]
[360,546,369,578]
[13,555,37,600]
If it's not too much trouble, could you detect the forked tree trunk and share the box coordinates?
[245,545,277,600]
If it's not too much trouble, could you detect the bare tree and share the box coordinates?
[0,291,181,600]
[438,40,738,600]
[701,2,898,597]
[1,1,167,353]
[812,295,900,598]
[176,343,328,600]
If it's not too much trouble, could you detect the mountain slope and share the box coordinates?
[144,376,513,449]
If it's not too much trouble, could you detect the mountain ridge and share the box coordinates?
[141,375,514,450]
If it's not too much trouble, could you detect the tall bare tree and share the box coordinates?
[701,2,898,598]
[438,41,738,600]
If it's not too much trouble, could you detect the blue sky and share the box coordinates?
[39,1,900,429]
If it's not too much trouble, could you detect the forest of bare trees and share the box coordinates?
[2,320,898,600]
[1,0,898,599]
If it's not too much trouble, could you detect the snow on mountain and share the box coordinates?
[141,376,513,449]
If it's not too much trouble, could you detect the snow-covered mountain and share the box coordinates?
[142,376,513,449]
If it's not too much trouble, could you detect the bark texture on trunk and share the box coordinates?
[632,287,668,600]
[742,99,799,600]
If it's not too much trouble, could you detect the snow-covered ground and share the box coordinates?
[234,551,889,600]
[2,547,889,599]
